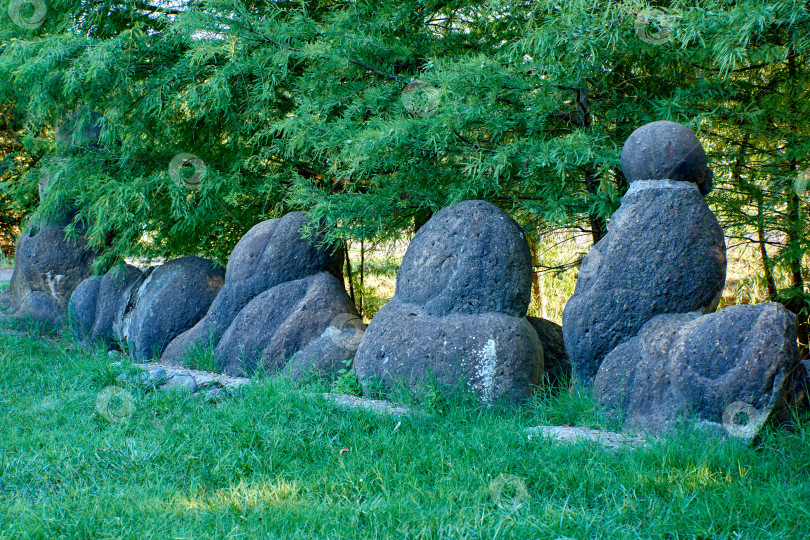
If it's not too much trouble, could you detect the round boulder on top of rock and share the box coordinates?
[563,123,727,388]
[593,302,801,441]
[354,200,543,405]
[620,120,713,195]
[160,212,344,365]
[115,257,225,361]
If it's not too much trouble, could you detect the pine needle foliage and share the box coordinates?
[1,0,810,339]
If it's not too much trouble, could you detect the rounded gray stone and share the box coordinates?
[116,257,225,361]
[214,272,358,377]
[620,120,713,195]
[396,200,532,318]
[68,275,102,338]
[160,212,344,365]
[593,302,801,437]
[355,302,543,405]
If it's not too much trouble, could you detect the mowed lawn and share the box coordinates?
[0,327,808,539]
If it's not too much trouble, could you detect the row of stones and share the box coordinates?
[2,120,807,440]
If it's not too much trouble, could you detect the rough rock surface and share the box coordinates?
[161,212,344,365]
[620,120,714,195]
[115,257,224,360]
[287,313,366,381]
[593,302,801,437]
[69,265,144,345]
[214,272,358,377]
[0,222,97,326]
[355,200,543,405]
[527,317,571,389]
[562,180,726,386]
[68,275,102,338]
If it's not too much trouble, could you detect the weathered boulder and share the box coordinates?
[286,312,366,381]
[356,303,543,404]
[562,181,726,386]
[214,272,358,377]
[92,265,144,344]
[620,120,714,195]
[115,257,224,360]
[161,212,344,364]
[68,275,103,338]
[354,200,543,405]
[69,264,144,345]
[15,291,63,329]
[0,222,97,326]
[593,302,801,438]
[527,317,571,389]
[395,200,532,318]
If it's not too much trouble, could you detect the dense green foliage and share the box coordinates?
[0,328,809,537]
[1,0,809,338]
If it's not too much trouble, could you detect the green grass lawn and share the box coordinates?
[0,329,808,539]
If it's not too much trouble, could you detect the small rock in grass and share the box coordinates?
[161,374,198,394]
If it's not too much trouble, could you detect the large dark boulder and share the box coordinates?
[92,265,144,345]
[69,264,144,346]
[115,257,224,360]
[68,275,103,338]
[527,317,571,389]
[214,272,358,377]
[356,302,543,404]
[0,222,97,326]
[562,180,726,386]
[161,212,344,364]
[395,200,532,318]
[354,200,543,405]
[593,302,801,438]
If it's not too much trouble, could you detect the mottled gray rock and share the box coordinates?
[69,265,144,345]
[355,302,543,404]
[214,272,358,377]
[355,200,542,405]
[91,265,144,345]
[527,317,571,389]
[68,275,102,338]
[161,374,198,393]
[395,200,532,318]
[15,291,62,330]
[287,313,366,381]
[593,302,800,438]
[161,212,344,364]
[562,180,726,386]
[0,222,97,325]
[115,257,224,361]
[620,120,713,195]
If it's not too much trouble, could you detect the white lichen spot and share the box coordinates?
[476,339,498,404]
[45,271,59,298]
